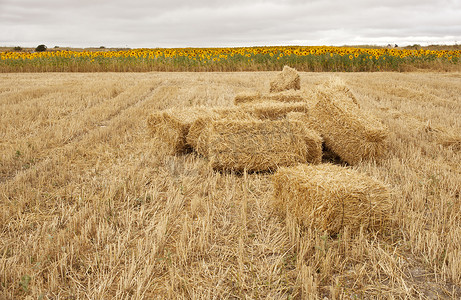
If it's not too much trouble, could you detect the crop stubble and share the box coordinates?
[0,72,460,299]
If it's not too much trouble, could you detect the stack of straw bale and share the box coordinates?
[309,84,389,165]
[187,102,310,157]
[147,71,390,172]
[147,107,215,154]
[205,119,322,172]
[272,164,391,234]
[269,66,301,93]
[148,101,312,156]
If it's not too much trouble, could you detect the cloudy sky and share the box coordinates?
[1,0,460,48]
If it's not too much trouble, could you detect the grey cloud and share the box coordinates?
[1,0,460,47]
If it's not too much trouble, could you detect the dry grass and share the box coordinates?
[1,71,461,299]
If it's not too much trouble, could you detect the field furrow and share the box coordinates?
[0,76,164,182]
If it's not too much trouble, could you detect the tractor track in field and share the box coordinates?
[0,79,163,186]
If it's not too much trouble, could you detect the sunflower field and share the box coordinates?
[1,46,460,72]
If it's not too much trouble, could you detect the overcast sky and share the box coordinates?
[1,0,460,48]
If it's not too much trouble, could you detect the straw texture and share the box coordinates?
[186,108,255,156]
[272,164,391,234]
[439,133,461,151]
[240,101,309,120]
[234,91,263,105]
[234,90,306,105]
[286,111,315,127]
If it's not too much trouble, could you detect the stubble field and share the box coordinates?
[1,71,461,299]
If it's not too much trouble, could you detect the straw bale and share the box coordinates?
[240,101,309,120]
[186,108,255,156]
[234,90,306,105]
[272,164,391,234]
[309,86,389,165]
[206,119,322,172]
[269,66,301,93]
[147,107,213,154]
[319,77,359,106]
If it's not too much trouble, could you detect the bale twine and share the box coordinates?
[272,164,391,234]
[269,65,301,93]
[206,119,322,172]
[147,107,213,154]
[309,86,389,165]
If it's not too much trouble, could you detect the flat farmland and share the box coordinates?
[1,72,461,299]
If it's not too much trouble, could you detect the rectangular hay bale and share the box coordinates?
[309,86,389,164]
[206,119,322,172]
[272,164,391,234]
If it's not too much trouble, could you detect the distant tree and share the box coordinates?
[99,46,106,49]
[13,46,23,51]
[54,46,60,48]
[35,44,47,52]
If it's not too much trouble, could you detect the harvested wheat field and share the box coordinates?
[1,71,461,299]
